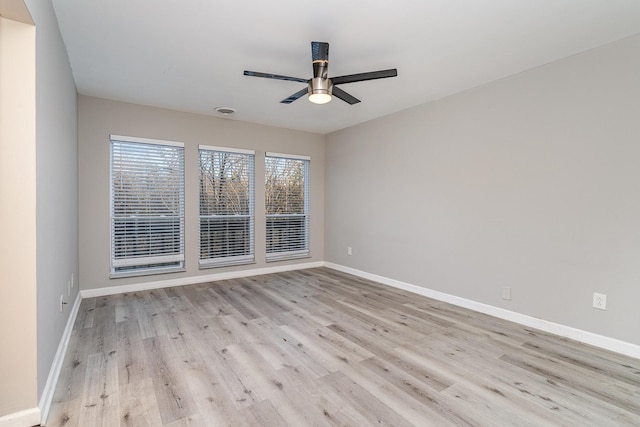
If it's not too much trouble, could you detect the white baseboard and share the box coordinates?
[324,262,640,360]
[38,291,82,425]
[0,407,40,427]
[81,261,325,298]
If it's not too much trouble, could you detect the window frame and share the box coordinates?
[198,145,256,268]
[265,152,310,262]
[109,135,186,277]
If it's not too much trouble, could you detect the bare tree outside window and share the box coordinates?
[199,148,255,267]
[110,138,185,275]
[265,155,309,260]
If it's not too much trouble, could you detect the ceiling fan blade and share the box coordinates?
[311,41,329,62]
[244,70,308,83]
[332,86,361,105]
[280,87,309,104]
[331,68,398,85]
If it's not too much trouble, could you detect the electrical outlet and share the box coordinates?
[71,273,74,289]
[593,293,607,310]
[501,286,511,301]
[347,246,353,256]
[59,294,65,312]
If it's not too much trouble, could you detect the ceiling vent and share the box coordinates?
[214,107,236,116]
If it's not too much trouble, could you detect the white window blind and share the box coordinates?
[110,136,185,276]
[265,153,310,261]
[199,146,255,267]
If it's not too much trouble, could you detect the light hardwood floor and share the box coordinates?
[46,268,640,426]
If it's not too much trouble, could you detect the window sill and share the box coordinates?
[109,266,186,279]
[199,257,256,269]
[265,252,310,263]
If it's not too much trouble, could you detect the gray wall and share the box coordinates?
[325,35,640,346]
[78,96,325,291]
[25,0,79,400]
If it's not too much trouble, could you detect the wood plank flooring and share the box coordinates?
[45,268,640,426]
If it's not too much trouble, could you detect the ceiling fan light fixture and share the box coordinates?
[308,77,333,104]
[308,92,332,104]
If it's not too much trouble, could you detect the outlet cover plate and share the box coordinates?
[593,293,607,310]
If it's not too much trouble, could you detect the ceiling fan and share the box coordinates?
[244,41,398,105]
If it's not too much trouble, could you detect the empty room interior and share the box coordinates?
[2,0,640,426]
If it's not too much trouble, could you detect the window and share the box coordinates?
[199,146,255,267]
[110,136,185,276]
[265,153,310,261]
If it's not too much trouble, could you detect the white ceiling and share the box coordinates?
[52,0,640,134]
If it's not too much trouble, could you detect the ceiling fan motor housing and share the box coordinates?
[309,55,332,103]
[309,77,333,96]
